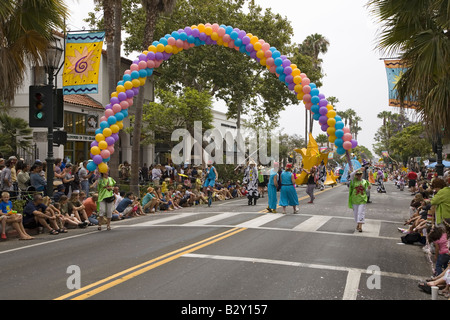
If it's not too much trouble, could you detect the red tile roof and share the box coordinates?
[64,94,104,110]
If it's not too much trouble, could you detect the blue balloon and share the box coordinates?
[86,161,97,172]
[270,47,276,53]
[165,34,171,39]
[95,128,102,135]
[274,57,283,66]
[310,83,317,89]
[139,69,147,78]
[152,41,159,47]
[335,129,344,138]
[272,51,281,59]
[311,96,320,104]
[100,121,109,130]
[336,147,346,155]
[234,38,243,47]
[230,31,239,40]
[131,70,140,80]
[311,104,320,114]
[225,26,233,34]
[279,74,286,82]
[107,116,117,125]
[335,115,342,122]
[310,88,320,96]
[171,31,180,40]
[313,113,321,121]
[335,138,344,147]
[123,74,132,82]
[102,157,111,163]
[187,35,195,44]
[159,38,168,45]
[117,80,124,86]
[115,112,124,122]
[335,121,345,130]
[179,32,188,41]
[276,66,285,75]
[122,109,129,118]
[146,68,154,77]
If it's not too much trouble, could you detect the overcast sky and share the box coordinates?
[66,0,397,156]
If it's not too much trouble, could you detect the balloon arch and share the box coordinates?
[87,23,358,173]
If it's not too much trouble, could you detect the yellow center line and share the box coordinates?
[54,227,246,300]
[259,184,342,213]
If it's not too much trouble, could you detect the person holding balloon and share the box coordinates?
[97,171,116,231]
[348,169,371,232]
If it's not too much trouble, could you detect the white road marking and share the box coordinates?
[292,216,332,232]
[342,269,362,300]
[236,214,284,228]
[354,220,381,238]
[182,212,240,226]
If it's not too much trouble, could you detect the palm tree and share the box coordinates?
[367,0,450,137]
[315,134,328,147]
[0,112,32,157]
[130,0,177,195]
[0,0,68,105]
[377,111,392,128]
[350,115,362,141]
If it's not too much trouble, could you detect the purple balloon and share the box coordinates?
[118,92,127,102]
[111,133,119,142]
[321,123,329,132]
[246,43,254,52]
[282,59,291,68]
[242,36,251,45]
[319,115,328,125]
[284,67,292,75]
[351,139,358,149]
[125,90,133,99]
[139,53,147,61]
[319,107,328,115]
[90,141,99,148]
[177,29,184,34]
[318,93,326,99]
[105,104,112,110]
[147,52,155,60]
[106,136,115,146]
[285,75,294,83]
[93,155,103,165]
[205,37,213,45]
[250,51,257,59]
[319,99,328,107]
[238,30,247,39]
[90,153,94,159]
[132,87,139,95]
[155,52,163,61]
[184,27,192,35]
[192,29,200,37]
[199,32,207,41]
[288,83,296,91]
[110,97,119,105]
[133,59,139,65]
[233,28,240,33]
[162,52,170,60]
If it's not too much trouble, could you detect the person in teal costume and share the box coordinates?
[279,163,299,214]
[266,162,279,213]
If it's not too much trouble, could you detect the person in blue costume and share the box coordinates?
[279,163,299,214]
[266,162,279,213]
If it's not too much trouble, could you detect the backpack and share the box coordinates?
[401,232,421,244]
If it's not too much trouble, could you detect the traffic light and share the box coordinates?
[29,85,53,127]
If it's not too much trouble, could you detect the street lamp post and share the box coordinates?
[45,38,64,197]
[435,133,444,177]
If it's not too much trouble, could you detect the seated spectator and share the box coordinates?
[0,192,34,240]
[42,196,67,233]
[53,184,66,202]
[69,190,91,225]
[427,226,449,277]
[23,194,60,235]
[116,192,143,218]
[410,193,424,217]
[83,193,99,225]
[142,187,159,213]
[58,195,87,228]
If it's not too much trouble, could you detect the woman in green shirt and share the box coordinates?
[97,172,116,231]
[348,169,371,233]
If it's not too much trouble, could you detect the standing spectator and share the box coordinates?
[9,156,18,195]
[78,161,92,196]
[62,164,74,196]
[16,161,30,192]
[408,169,418,195]
[54,158,65,181]
[152,164,162,187]
[430,178,450,227]
[29,163,46,194]
[141,163,149,182]
[97,172,116,231]
[1,159,14,194]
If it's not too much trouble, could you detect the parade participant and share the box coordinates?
[302,166,316,204]
[203,160,218,207]
[362,161,372,203]
[266,162,279,213]
[317,161,326,191]
[408,169,418,195]
[348,169,371,232]
[258,166,267,198]
[97,171,116,231]
[279,164,299,214]
[243,160,259,206]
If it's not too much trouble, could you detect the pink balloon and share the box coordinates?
[303,94,312,103]
[228,40,235,49]
[147,60,155,69]
[120,101,129,110]
[217,27,226,37]
[124,70,132,75]
[100,149,111,159]
[105,109,114,118]
[269,65,277,74]
[138,61,147,70]
[301,78,310,86]
[343,141,352,150]
[107,145,115,154]
[167,37,176,46]
[183,41,190,50]
[176,39,184,48]
[262,43,270,52]
[305,102,313,110]
[266,58,275,66]
[154,60,162,68]
[126,98,134,106]
[130,64,139,71]
[112,104,122,114]
[258,39,265,45]
[212,23,220,32]
[222,34,231,43]
[189,43,195,48]
[343,127,351,134]
[302,85,311,94]
[343,133,352,142]
[300,73,307,79]
[264,50,272,58]
[100,116,107,122]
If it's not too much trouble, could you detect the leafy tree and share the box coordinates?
[352,145,374,161]
[0,113,33,157]
[0,0,68,105]
[315,134,328,147]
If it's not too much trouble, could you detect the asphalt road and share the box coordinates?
[0,182,435,300]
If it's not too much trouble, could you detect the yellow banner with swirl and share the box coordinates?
[63,32,105,95]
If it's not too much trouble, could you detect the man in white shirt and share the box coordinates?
[152,164,162,187]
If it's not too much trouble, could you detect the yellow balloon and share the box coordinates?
[327,118,337,127]
[291,64,298,70]
[256,50,265,59]
[250,36,259,45]
[98,162,108,174]
[293,76,302,85]
[95,134,105,143]
[132,79,141,88]
[156,43,165,52]
[297,92,304,100]
[148,45,157,53]
[103,128,112,137]
[111,92,118,98]
[326,104,334,111]
[124,81,133,90]
[205,26,213,35]
[143,50,149,55]
[216,38,224,46]
[211,32,219,41]
[223,42,229,47]
[294,84,303,93]
[328,135,337,143]
[98,141,108,150]
[260,57,267,66]
[292,68,301,77]
[164,45,173,53]
[110,124,120,133]
[117,121,124,130]
[90,146,100,155]
[116,85,125,93]
[327,110,337,119]
[327,127,336,136]
[253,42,262,51]
[139,77,146,86]
[198,24,206,33]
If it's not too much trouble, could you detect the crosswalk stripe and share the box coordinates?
[292,216,332,232]
[353,220,381,237]
[182,212,240,226]
[235,214,284,228]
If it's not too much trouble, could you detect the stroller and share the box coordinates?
[377,177,386,193]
